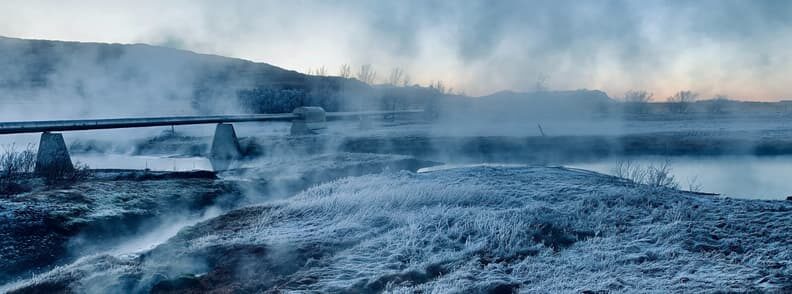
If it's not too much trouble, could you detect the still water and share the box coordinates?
[75,152,792,200]
[72,154,213,172]
[569,156,792,200]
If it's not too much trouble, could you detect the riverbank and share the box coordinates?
[0,153,435,286]
[7,166,791,292]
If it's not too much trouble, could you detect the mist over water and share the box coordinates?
[5,1,792,99]
[570,156,792,200]
[2,2,792,291]
[71,154,212,171]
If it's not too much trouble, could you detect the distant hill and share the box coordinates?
[0,36,381,119]
[478,90,614,113]
[0,36,620,121]
[432,89,616,121]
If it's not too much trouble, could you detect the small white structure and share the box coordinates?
[290,106,327,135]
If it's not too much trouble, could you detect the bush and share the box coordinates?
[623,90,653,114]
[0,144,36,195]
[707,95,730,114]
[612,160,678,190]
[42,161,91,185]
[0,143,92,190]
[666,91,698,114]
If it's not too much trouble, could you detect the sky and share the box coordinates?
[1,0,791,101]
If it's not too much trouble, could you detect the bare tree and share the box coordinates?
[339,64,351,78]
[623,90,653,114]
[0,144,35,194]
[666,90,698,114]
[430,80,447,94]
[388,68,404,86]
[708,95,729,114]
[403,74,411,87]
[356,64,377,84]
[316,66,327,76]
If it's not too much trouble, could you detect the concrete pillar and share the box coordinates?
[291,106,327,135]
[35,132,74,176]
[209,123,241,171]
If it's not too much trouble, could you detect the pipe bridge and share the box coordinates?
[0,107,422,173]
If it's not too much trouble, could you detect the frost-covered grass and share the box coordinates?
[9,166,791,293]
[227,152,424,181]
[0,152,434,288]
[0,144,35,195]
[0,176,227,286]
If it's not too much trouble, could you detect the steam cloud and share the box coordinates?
[1,0,791,99]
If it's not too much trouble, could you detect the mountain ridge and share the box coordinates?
[0,36,617,120]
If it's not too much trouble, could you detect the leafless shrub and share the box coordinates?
[612,159,678,190]
[0,144,36,195]
[613,160,646,184]
[42,161,91,185]
[687,176,702,193]
[645,160,677,189]
[666,90,698,114]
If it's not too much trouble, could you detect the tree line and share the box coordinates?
[622,90,732,114]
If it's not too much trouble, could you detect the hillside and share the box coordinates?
[0,36,374,119]
[0,36,621,121]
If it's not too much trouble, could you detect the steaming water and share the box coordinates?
[72,152,792,199]
[417,156,792,200]
[417,163,528,173]
[72,154,213,171]
[568,155,792,200]
[9,165,788,293]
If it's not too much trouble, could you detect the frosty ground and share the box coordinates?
[0,152,433,288]
[5,165,791,293]
[2,117,792,293]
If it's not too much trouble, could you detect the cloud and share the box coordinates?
[1,0,791,100]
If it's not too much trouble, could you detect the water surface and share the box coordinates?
[74,153,792,200]
[569,156,792,200]
[72,154,213,171]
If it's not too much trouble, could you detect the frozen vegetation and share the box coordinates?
[0,152,434,288]
[2,35,792,294]
[6,166,790,293]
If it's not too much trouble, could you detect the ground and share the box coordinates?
[6,166,790,293]
[3,116,792,292]
[0,152,434,289]
[0,170,228,285]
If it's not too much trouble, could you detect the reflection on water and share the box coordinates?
[417,163,528,173]
[72,154,213,171]
[417,157,792,200]
[73,152,792,200]
[569,156,792,200]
